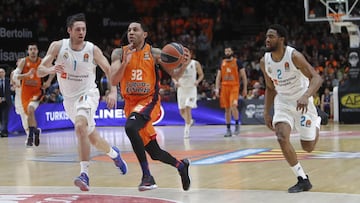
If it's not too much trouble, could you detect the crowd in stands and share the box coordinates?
[2,0,358,120]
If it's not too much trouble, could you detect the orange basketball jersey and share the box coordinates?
[220,58,240,86]
[21,57,42,114]
[119,43,161,145]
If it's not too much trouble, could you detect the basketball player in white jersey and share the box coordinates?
[37,13,127,192]
[173,50,204,139]
[260,24,323,193]
[10,60,29,138]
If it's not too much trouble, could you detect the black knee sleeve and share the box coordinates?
[145,140,162,160]
[145,140,177,166]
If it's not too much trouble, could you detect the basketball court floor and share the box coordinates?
[0,122,359,203]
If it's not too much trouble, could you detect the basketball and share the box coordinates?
[160,42,185,70]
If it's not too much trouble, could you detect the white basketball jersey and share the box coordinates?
[264,46,309,99]
[178,60,197,88]
[55,39,97,98]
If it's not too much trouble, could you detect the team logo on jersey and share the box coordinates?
[60,72,67,79]
[267,67,272,74]
[284,62,290,71]
[144,52,150,60]
[305,119,312,127]
[83,53,89,62]
[63,52,69,60]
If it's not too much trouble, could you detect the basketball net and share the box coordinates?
[328,13,346,33]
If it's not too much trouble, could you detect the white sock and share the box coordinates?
[291,162,307,179]
[80,161,90,175]
[107,147,118,159]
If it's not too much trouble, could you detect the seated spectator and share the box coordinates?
[253,81,265,98]
[313,92,321,109]
[321,87,333,119]
[45,90,63,103]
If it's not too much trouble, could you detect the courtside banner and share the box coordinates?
[8,100,237,132]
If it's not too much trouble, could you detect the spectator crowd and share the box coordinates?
[1,0,359,120]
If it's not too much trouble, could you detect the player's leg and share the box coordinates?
[20,113,29,136]
[183,87,197,138]
[230,88,240,135]
[25,102,35,146]
[125,112,155,191]
[275,122,312,193]
[273,96,313,193]
[300,124,320,153]
[183,107,191,138]
[229,86,240,135]
[220,87,232,137]
[64,94,91,191]
[224,108,232,137]
[145,139,191,191]
[300,100,321,153]
[274,122,297,165]
[178,88,191,138]
[26,101,41,146]
[72,114,92,191]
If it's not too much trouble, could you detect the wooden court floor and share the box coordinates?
[0,122,359,203]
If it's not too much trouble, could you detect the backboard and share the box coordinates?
[304,0,360,22]
[304,0,360,47]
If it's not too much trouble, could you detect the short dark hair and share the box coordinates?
[27,42,38,48]
[130,20,149,32]
[66,13,86,28]
[269,24,288,45]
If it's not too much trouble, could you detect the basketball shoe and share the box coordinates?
[288,175,312,193]
[26,135,33,147]
[111,146,128,175]
[34,128,41,146]
[224,129,232,137]
[184,127,190,139]
[138,175,158,191]
[74,172,90,191]
[178,159,191,191]
[233,124,240,135]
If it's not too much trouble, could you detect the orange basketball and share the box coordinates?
[160,42,185,70]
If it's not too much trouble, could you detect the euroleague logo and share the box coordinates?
[152,105,165,125]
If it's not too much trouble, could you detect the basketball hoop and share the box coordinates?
[328,13,346,33]
[328,13,345,23]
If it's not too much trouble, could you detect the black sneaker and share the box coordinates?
[179,159,191,191]
[26,136,33,147]
[138,175,157,191]
[34,128,41,146]
[224,129,232,137]
[234,124,240,135]
[288,175,312,193]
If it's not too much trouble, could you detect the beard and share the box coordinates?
[265,43,278,52]
[224,54,233,59]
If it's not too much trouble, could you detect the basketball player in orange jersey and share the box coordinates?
[37,13,127,192]
[13,43,55,147]
[110,21,191,191]
[215,46,248,137]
